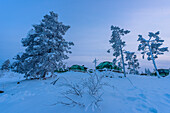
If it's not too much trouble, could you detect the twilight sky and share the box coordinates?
[0,0,170,71]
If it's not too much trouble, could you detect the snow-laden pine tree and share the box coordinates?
[12,11,74,78]
[107,26,130,77]
[124,51,140,74]
[137,31,168,78]
[11,53,27,74]
[1,59,10,71]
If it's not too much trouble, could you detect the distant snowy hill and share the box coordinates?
[0,71,170,113]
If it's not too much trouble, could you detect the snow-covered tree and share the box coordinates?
[124,51,140,74]
[93,58,98,70]
[137,31,168,78]
[12,11,74,78]
[107,26,130,77]
[11,53,29,74]
[1,59,10,71]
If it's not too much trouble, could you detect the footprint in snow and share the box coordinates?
[135,104,158,113]
[163,93,170,104]
[139,94,147,99]
[164,93,170,99]
[127,97,139,101]
[127,94,147,102]
[148,107,158,113]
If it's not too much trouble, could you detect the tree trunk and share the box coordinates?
[132,59,136,75]
[95,61,96,70]
[148,42,161,78]
[120,48,126,77]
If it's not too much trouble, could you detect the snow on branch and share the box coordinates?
[11,11,74,79]
[57,72,108,111]
[137,31,169,78]
[108,26,130,77]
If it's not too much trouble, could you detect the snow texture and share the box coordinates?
[1,71,170,113]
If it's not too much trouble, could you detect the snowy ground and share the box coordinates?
[0,71,170,113]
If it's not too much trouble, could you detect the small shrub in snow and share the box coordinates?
[1,59,10,71]
[83,73,105,96]
[58,82,85,107]
[145,68,152,75]
[59,72,106,111]
[62,82,84,97]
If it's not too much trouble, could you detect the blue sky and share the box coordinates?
[0,0,170,71]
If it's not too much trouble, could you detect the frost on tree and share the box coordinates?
[12,12,74,78]
[1,59,10,71]
[107,26,130,77]
[11,53,26,74]
[145,68,151,75]
[93,58,98,70]
[124,51,140,74]
[137,31,168,78]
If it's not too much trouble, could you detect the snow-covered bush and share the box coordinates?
[58,82,85,107]
[83,73,105,96]
[1,59,10,71]
[145,68,151,75]
[59,72,106,111]
[11,12,74,79]
[124,51,140,74]
[62,82,84,97]
[137,31,168,78]
[107,26,130,77]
